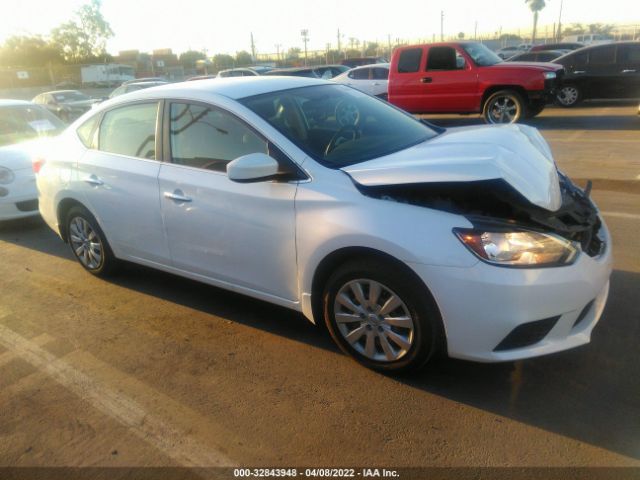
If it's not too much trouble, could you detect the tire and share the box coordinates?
[66,205,119,276]
[482,89,526,124]
[322,258,444,373]
[555,85,581,107]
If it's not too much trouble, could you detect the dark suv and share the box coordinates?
[554,42,640,106]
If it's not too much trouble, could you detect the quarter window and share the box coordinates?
[169,102,268,172]
[77,114,100,148]
[98,103,158,159]
[397,48,422,73]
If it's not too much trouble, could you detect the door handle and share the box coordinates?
[164,191,192,203]
[621,69,637,73]
[372,82,381,86]
[83,174,103,186]
[573,70,586,74]
[420,77,433,83]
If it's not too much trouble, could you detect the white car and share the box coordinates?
[36,78,612,372]
[0,100,65,221]
[332,63,389,99]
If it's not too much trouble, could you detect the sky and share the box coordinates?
[0,0,639,56]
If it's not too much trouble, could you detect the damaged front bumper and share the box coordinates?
[408,219,612,362]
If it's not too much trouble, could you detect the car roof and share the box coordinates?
[104,76,327,103]
[350,63,390,70]
[0,99,34,107]
[41,90,83,95]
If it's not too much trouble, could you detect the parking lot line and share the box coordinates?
[0,333,54,369]
[0,323,233,468]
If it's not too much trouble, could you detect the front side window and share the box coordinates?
[240,84,437,167]
[98,102,158,159]
[397,48,422,73]
[169,102,268,172]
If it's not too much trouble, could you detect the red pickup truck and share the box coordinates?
[388,42,563,123]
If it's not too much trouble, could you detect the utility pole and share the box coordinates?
[301,29,309,66]
[337,28,342,57]
[250,33,256,62]
[557,0,564,41]
[275,44,281,63]
[440,11,444,41]
[474,21,478,40]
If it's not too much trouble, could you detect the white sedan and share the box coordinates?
[1,100,65,221]
[332,63,389,99]
[36,77,611,372]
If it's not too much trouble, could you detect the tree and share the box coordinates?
[50,0,113,63]
[525,0,546,45]
[212,53,234,71]
[364,42,379,56]
[286,47,301,61]
[588,23,614,35]
[0,35,63,67]
[179,50,206,69]
[457,32,465,40]
[562,23,585,35]
[235,50,253,66]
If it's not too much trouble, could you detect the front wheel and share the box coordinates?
[482,90,525,124]
[323,259,443,373]
[555,85,582,107]
[66,206,119,276]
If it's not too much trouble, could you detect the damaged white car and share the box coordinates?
[36,78,612,372]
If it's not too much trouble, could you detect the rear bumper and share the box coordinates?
[0,169,39,221]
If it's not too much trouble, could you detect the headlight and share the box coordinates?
[454,228,577,267]
[0,166,15,184]
[544,72,557,80]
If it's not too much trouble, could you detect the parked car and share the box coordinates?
[32,90,99,123]
[0,100,64,221]
[388,42,563,123]
[108,81,168,98]
[36,77,611,372]
[264,65,348,79]
[332,63,390,98]
[507,50,568,62]
[341,57,387,68]
[563,34,614,46]
[495,45,524,60]
[122,77,165,85]
[530,42,584,52]
[217,68,261,78]
[554,41,640,107]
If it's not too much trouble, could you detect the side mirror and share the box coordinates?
[227,152,280,183]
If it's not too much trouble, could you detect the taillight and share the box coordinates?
[32,157,46,174]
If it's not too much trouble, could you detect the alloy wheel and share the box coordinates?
[487,96,519,123]
[69,216,103,270]
[333,279,415,362]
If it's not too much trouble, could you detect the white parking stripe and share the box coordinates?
[0,323,232,467]
[0,334,53,368]
[601,211,640,220]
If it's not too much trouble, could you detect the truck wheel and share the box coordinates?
[555,85,581,107]
[483,90,525,124]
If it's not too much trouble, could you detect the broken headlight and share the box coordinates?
[454,228,578,267]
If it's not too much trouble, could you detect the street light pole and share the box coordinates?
[301,29,309,66]
[440,11,444,41]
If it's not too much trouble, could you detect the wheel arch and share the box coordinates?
[481,85,529,110]
[56,197,87,242]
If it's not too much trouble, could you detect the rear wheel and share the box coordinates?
[556,85,581,107]
[483,90,526,124]
[323,258,443,373]
[66,206,119,276]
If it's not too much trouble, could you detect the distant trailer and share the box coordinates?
[81,64,135,87]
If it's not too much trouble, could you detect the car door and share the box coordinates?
[616,43,640,98]
[75,101,170,264]
[370,67,389,97]
[344,67,370,94]
[420,46,478,112]
[584,44,618,98]
[158,100,299,301]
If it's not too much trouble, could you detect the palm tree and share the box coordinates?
[525,0,546,45]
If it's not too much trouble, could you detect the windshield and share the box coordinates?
[240,84,438,167]
[53,91,90,103]
[462,43,503,66]
[0,105,65,147]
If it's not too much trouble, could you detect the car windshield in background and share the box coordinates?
[240,84,437,167]
[54,91,90,103]
[463,43,504,66]
[0,105,65,147]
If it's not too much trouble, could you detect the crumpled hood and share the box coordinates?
[342,124,562,211]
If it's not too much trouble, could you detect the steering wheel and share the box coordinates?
[335,100,360,127]
[325,126,360,156]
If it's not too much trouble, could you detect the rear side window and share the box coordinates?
[169,102,268,172]
[349,68,370,80]
[98,103,158,159]
[371,67,389,80]
[76,114,100,148]
[397,48,422,73]
[618,44,640,65]
[589,46,616,66]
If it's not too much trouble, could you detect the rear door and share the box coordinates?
[158,100,299,301]
[370,66,389,97]
[616,43,640,98]
[584,44,618,98]
[75,101,169,264]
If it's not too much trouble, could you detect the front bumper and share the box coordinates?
[409,221,613,362]
[0,168,39,221]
